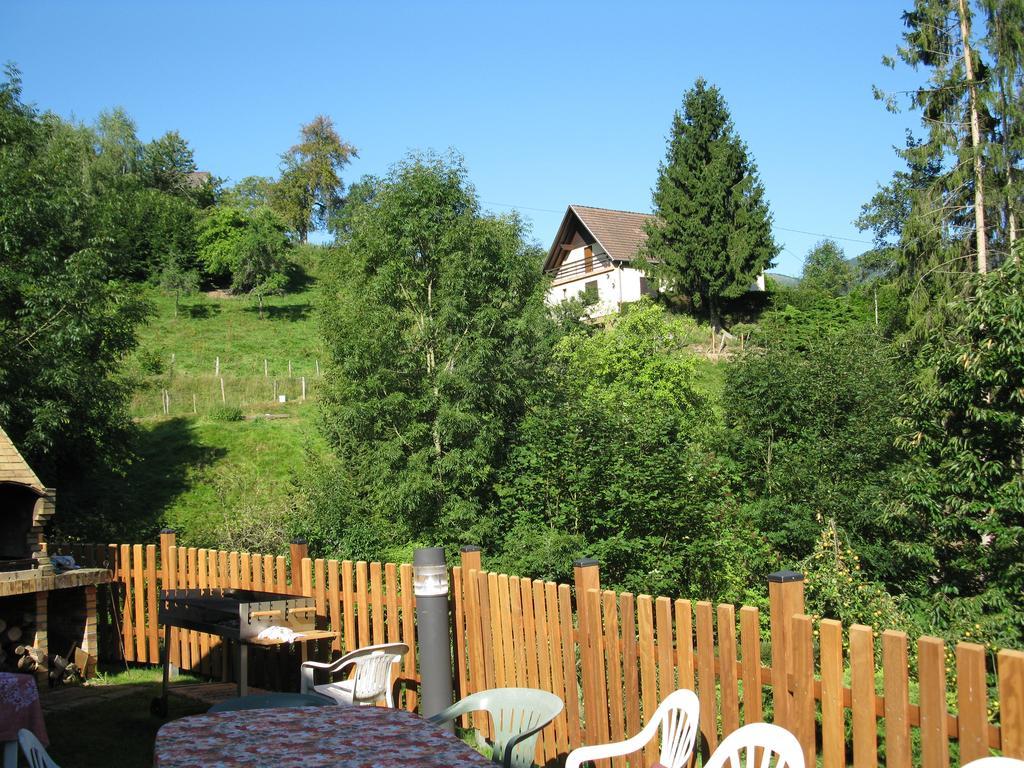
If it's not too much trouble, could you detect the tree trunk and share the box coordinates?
[958,0,988,273]
[707,294,723,333]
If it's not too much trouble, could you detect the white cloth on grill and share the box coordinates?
[256,626,300,643]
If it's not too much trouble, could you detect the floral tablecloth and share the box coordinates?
[0,672,47,744]
[154,705,491,768]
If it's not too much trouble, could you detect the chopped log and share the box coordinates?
[17,655,35,672]
[0,618,7,634]
[5,626,23,643]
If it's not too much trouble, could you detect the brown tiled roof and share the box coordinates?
[570,205,654,263]
[0,426,44,490]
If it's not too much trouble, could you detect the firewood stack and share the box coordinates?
[0,617,33,672]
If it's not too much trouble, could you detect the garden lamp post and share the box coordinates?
[413,547,453,721]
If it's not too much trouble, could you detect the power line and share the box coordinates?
[481,200,875,246]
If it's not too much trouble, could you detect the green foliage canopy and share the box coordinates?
[0,68,150,482]
[494,301,766,601]
[311,153,549,553]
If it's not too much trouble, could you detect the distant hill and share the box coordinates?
[766,272,800,287]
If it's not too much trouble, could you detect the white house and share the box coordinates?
[543,205,656,318]
[543,204,768,318]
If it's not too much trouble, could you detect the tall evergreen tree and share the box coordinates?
[641,79,777,330]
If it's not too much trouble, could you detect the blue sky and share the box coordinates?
[2,1,919,276]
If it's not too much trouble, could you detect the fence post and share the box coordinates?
[573,558,601,745]
[768,570,804,730]
[289,539,308,596]
[158,529,178,669]
[1000,649,1024,758]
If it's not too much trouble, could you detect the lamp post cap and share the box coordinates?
[159,528,176,534]
[767,570,804,583]
[573,558,600,569]
[290,538,307,546]
[460,545,482,553]
[413,547,447,566]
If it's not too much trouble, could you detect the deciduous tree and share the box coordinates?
[313,153,548,552]
[274,115,356,242]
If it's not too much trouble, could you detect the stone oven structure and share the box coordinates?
[0,427,110,679]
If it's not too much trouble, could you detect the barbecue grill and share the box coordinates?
[153,588,335,716]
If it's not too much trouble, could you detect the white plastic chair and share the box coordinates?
[18,729,60,768]
[962,758,1024,768]
[704,723,804,768]
[565,689,700,768]
[299,642,408,706]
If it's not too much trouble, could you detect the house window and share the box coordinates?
[584,246,593,273]
[584,280,598,302]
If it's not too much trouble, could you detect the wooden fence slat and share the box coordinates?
[165,544,179,667]
[327,560,341,653]
[356,561,370,647]
[120,544,135,663]
[146,544,158,663]
[267,554,278,591]
[695,600,717,751]
[301,557,312,597]
[497,574,514,689]
[229,551,240,589]
[545,582,568,755]
[509,577,526,688]
[820,620,845,768]
[956,642,989,764]
[718,603,740,737]
[638,595,659,766]
[621,593,641,765]
[385,563,400,644]
[452,565,468,713]
[198,549,211,674]
[557,583,581,750]
[739,606,762,726]
[276,556,287,593]
[177,546,190,669]
[881,631,911,768]
[342,561,355,653]
[314,558,326,620]
[918,636,949,768]
[464,569,484,698]
[791,614,816,767]
[533,581,555,764]
[399,563,417,712]
[370,561,384,645]
[584,588,609,752]
[851,624,878,768]
[675,599,695,693]
[240,552,251,590]
[188,547,199,669]
[480,572,496,692]
[603,590,626,768]
[522,579,540,690]
[998,650,1024,759]
[655,597,675,705]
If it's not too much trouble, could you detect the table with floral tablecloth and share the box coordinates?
[154,704,492,768]
[0,672,48,768]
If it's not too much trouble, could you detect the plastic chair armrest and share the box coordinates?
[427,698,477,725]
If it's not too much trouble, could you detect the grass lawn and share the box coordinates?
[45,669,207,768]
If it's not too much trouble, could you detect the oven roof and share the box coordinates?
[0,426,44,492]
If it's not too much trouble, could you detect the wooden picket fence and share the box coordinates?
[49,539,1024,768]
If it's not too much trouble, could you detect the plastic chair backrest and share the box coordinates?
[653,689,700,767]
[563,688,699,768]
[352,651,402,703]
[703,723,804,768]
[18,729,60,768]
[962,759,1024,768]
[432,687,564,768]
